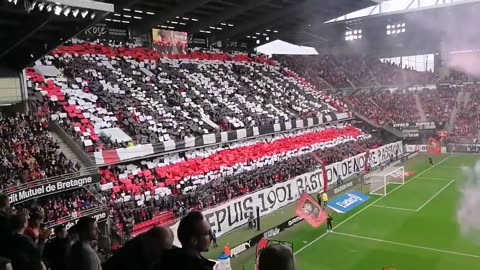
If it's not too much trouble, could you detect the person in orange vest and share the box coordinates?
[224,243,231,257]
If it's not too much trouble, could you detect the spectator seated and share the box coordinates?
[12,188,100,227]
[419,86,460,123]
[0,113,81,191]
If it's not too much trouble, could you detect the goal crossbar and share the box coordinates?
[366,166,405,196]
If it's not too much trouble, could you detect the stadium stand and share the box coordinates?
[0,113,81,191]
[27,41,345,154]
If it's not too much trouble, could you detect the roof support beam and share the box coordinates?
[210,0,320,43]
[188,0,270,34]
[0,14,52,60]
[132,0,212,32]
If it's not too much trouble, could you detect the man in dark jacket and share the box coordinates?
[67,217,102,270]
[154,212,215,270]
[44,225,70,270]
[6,213,44,270]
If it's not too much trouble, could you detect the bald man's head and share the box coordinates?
[141,227,174,260]
[258,244,295,270]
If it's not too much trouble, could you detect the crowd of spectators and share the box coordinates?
[276,55,351,89]
[99,123,379,231]
[419,86,460,123]
[452,86,480,139]
[0,113,81,191]
[27,40,340,152]
[12,189,100,226]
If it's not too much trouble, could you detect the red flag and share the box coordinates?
[312,154,329,193]
[296,193,328,228]
[427,137,441,156]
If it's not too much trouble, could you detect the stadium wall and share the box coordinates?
[169,141,403,247]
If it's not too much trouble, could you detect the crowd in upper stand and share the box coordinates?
[277,55,437,89]
[27,40,341,152]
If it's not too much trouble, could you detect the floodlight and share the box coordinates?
[72,9,79,17]
[54,5,62,15]
[46,4,53,12]
[38,2,45,11]
[256,40,260,44]
[81,10,89,18]
[386,25,391,29]
[266,37,269,41]
[386,30,391,35]
[90,13,96,19]
[63,7,71,16]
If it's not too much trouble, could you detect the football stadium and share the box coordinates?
[1,0,480,270]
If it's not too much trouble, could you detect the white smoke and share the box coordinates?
[457,161,480,243]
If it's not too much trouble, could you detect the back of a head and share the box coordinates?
[0,257,12,270]
[177,211,205,248]
[10,213,27,232]
[258,245,295,270]
[76,216,96,240]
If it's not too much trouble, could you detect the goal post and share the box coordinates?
[365,166,405,196]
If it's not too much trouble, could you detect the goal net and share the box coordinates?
[365,166,405,196]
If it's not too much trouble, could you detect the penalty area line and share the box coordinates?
[415,179,455,212]
[371,205,417,212]
[331,231,480,259]
[293,156,451,256]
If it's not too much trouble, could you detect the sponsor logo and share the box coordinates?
[333,181,353,194]
[48,210,108,235]
[8,174,100,204]
[327,192,370,214]
[287,216,303,227]
[263,227,280,239]
[231,240,251,257]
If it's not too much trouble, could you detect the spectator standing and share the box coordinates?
[103,227,173,270]
[67,217,102,270]
[154,212,215,270]
[44,225,70,270]
[210,229,218,248]
[68,225,79,245]
[0,194,11,256]
[6,213,44,270]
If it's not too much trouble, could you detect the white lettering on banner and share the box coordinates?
[334,181,353,194]
[287,216,303,227]
[406,144,427,153]
[230,240,251,257]
[263,228,280,239]
[49,211,108,235]
[170,142,403,246]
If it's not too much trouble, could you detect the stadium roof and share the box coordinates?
[112,0,377,45]
[0,0,113,71]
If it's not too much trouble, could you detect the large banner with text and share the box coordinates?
[7,173,101,204]
[170,141,403,244]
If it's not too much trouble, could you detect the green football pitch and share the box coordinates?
[204,154,480,270]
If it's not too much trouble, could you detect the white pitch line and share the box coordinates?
[416,176,454,181]
[415,179,455,212]
[371,205,417,212]
[332,231,480,259]
[294,156,451,255]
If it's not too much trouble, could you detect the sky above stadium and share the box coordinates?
[326,0,473,23]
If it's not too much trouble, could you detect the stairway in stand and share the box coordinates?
[49,131,88,169]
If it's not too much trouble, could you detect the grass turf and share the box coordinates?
[203,154,480,270]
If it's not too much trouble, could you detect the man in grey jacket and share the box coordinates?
[68,217,102,270]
